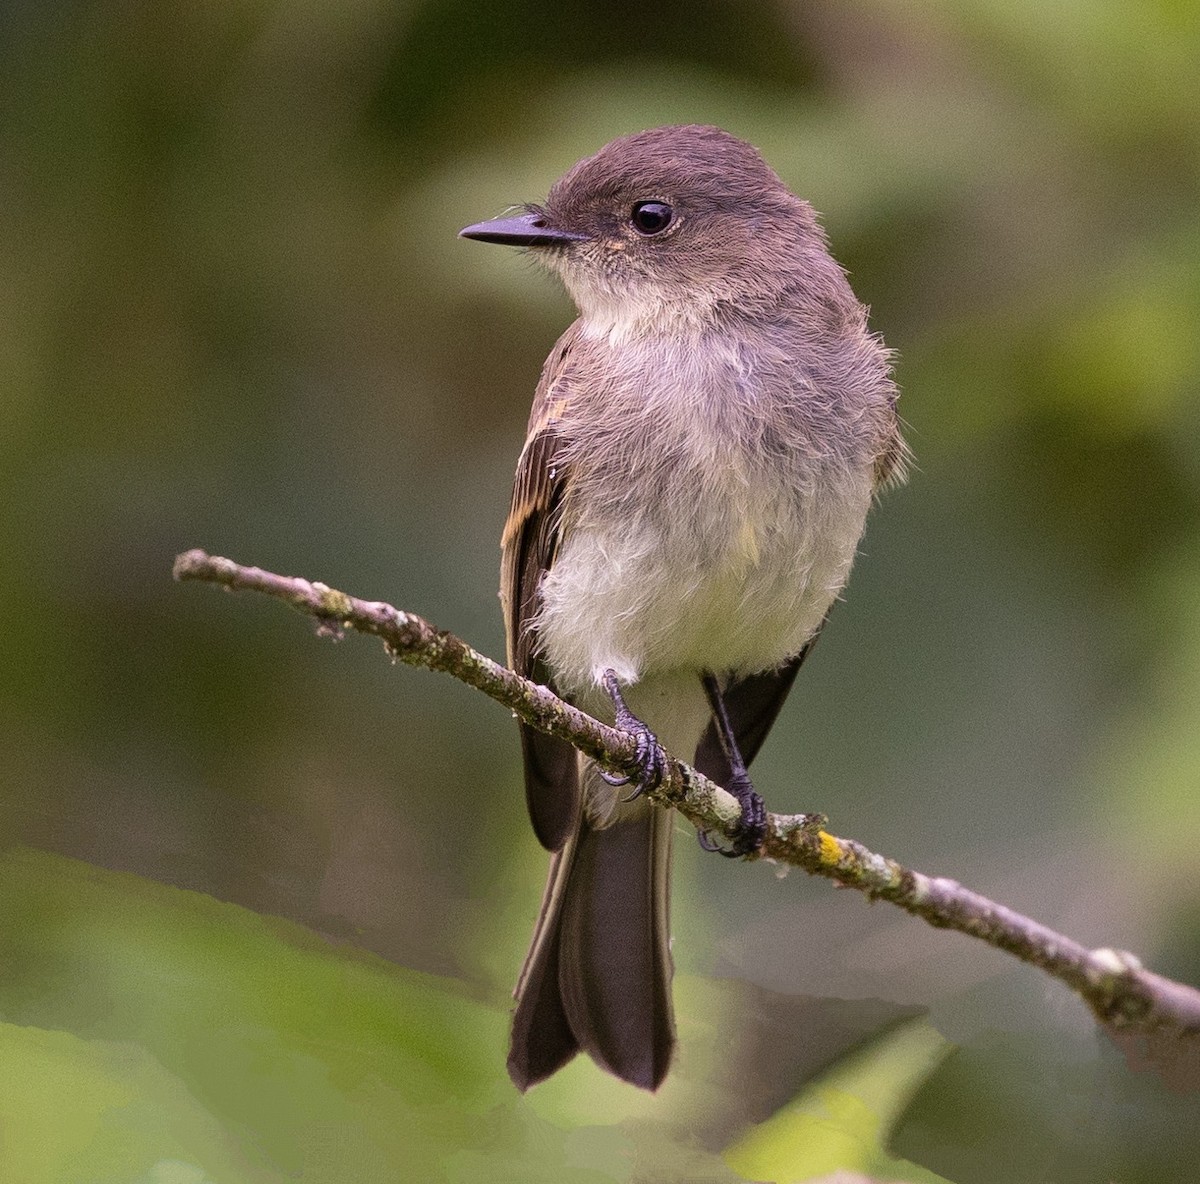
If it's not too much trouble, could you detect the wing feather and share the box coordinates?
[501,324,582,851]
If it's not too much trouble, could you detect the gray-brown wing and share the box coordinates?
[501,326,580,851]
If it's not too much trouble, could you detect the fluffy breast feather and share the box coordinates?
[533,329,885,693]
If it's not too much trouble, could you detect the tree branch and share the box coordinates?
[173,548,1200,1087]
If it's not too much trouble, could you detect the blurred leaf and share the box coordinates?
[723,1019,953,1184]
[0,848,639,1182]
[0,1022,250,1184]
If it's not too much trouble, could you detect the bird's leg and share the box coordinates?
[598,669,665,799]
[698,672,767,857]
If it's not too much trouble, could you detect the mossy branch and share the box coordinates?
[173,548,1200,1089]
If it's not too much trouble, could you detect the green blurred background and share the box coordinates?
[2,0,1200,1180]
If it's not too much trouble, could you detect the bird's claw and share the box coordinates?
[698,777,767,858]
[600,670,666,799]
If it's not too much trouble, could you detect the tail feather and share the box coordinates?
[508,678,704,1092]
[559,799,675,1090]
[507,787,675,1091]
[508,844,581,1090]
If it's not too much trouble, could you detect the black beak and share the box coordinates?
[458,211,588,248]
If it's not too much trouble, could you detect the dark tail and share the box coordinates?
[507,796,675,1091]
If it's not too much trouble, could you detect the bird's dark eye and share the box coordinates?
[630,201,673,235]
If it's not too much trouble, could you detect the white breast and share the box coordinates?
[534,335,876,695]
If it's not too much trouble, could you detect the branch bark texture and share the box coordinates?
[173,548,1200,1087]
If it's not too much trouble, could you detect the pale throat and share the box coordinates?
[559,268,726,347]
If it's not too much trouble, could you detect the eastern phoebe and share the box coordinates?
[460,125,906,1092]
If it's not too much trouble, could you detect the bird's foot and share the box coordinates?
[698,770,767,858]
[599,670,665,800]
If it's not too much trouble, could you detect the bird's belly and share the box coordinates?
[536,466,873,694]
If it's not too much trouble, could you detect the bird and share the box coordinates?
[459,124,906,1092]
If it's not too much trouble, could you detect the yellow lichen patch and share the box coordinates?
[818,831,842,866]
